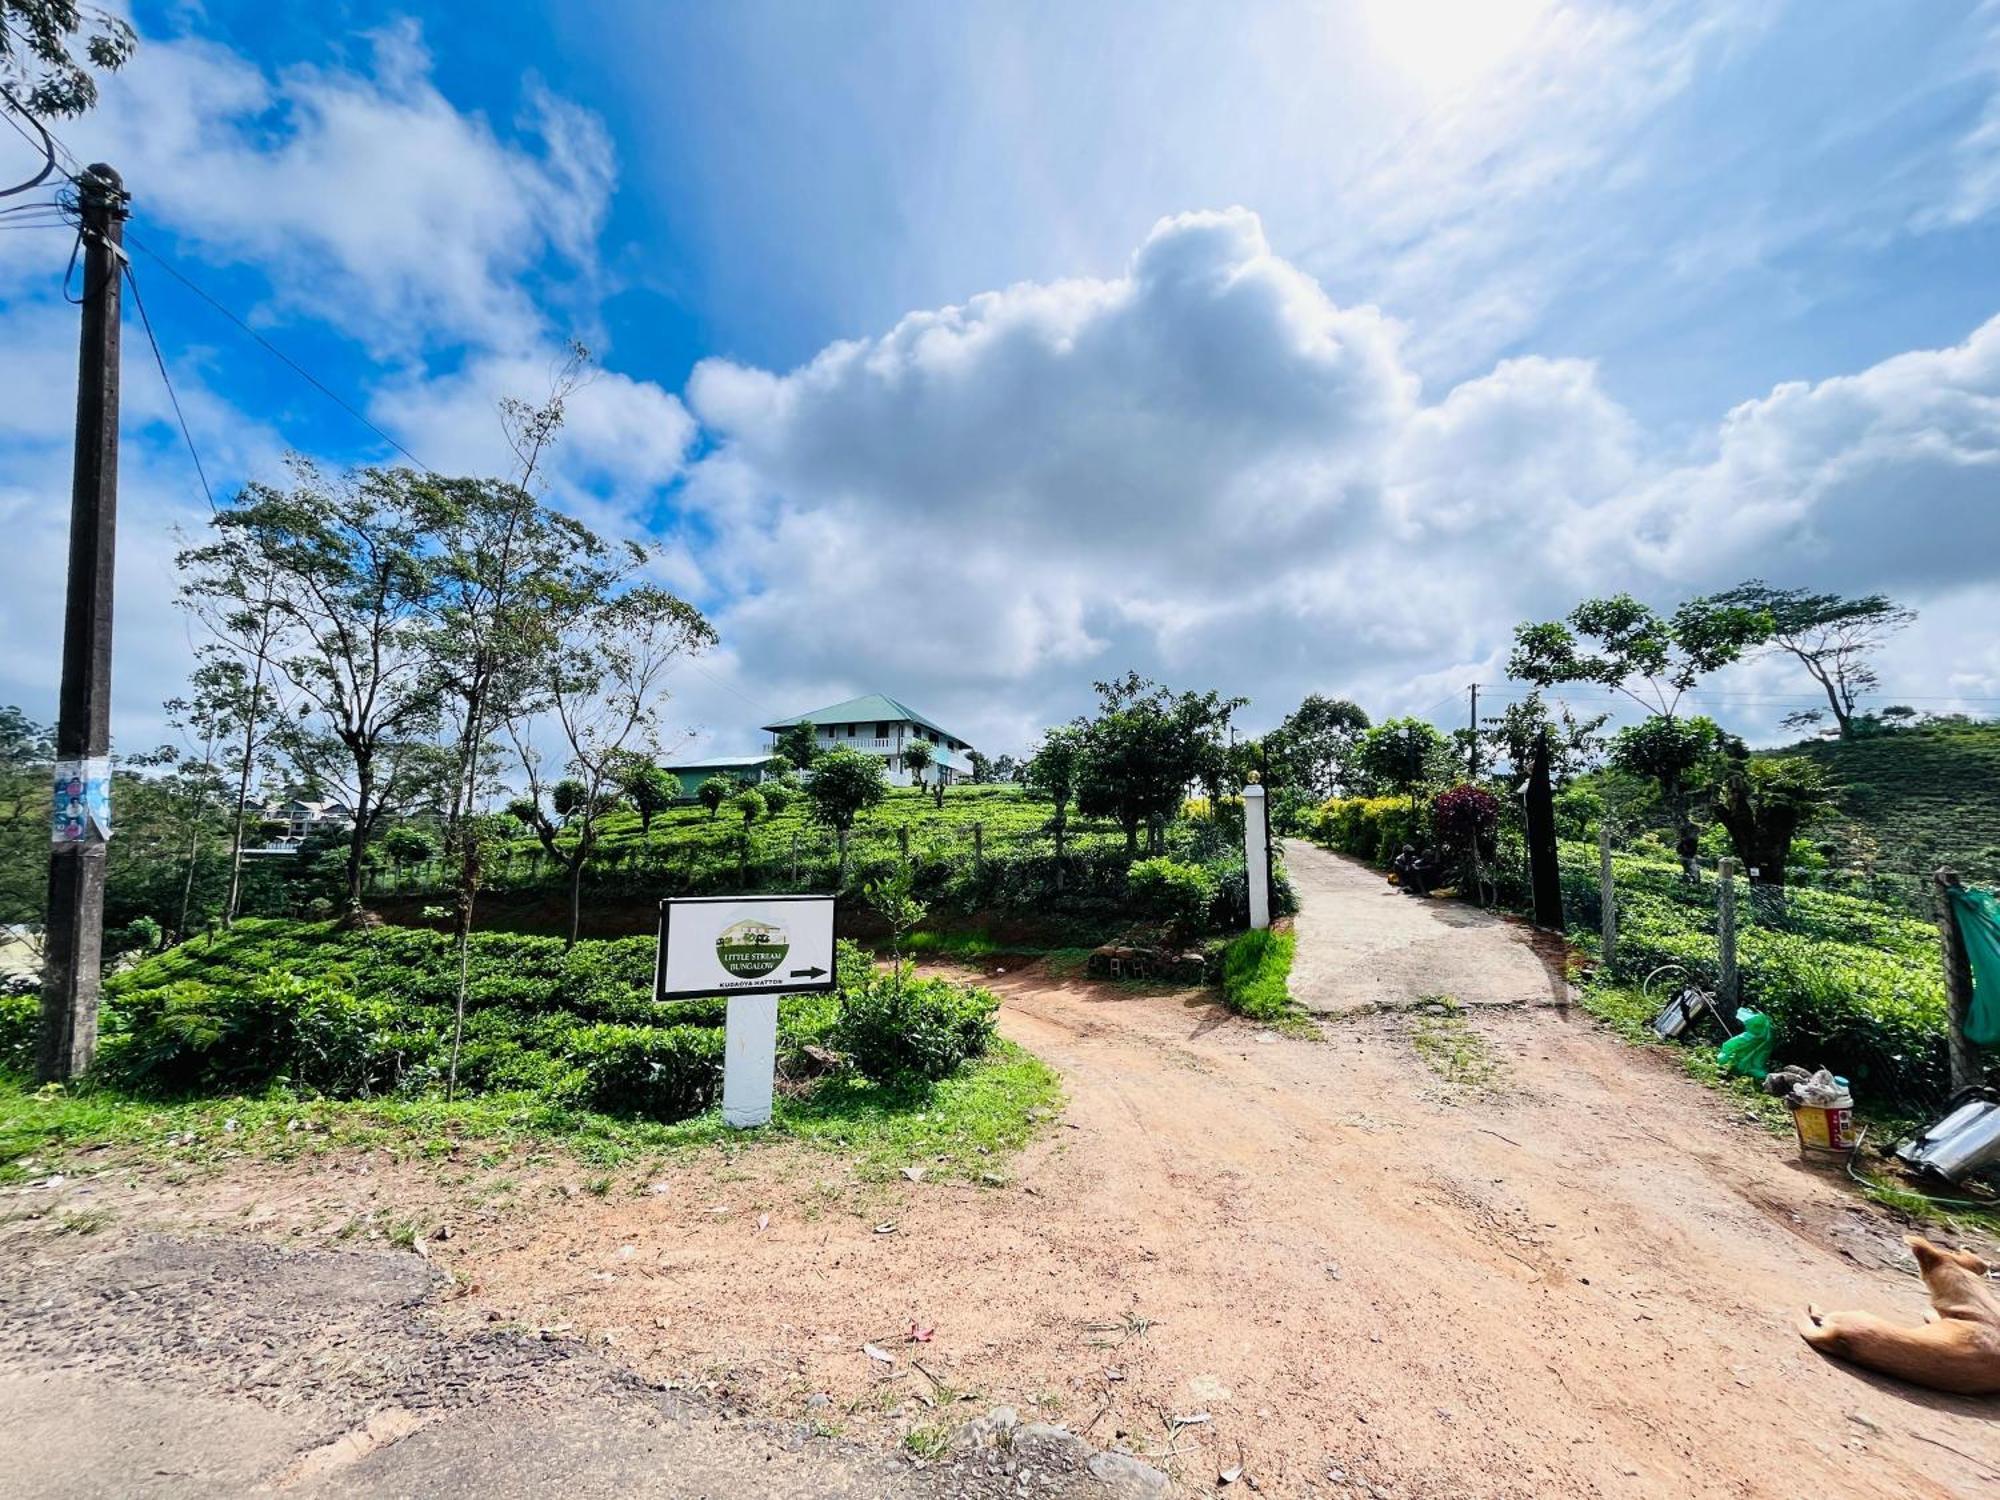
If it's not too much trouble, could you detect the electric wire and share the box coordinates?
[124,231,437,474]
[123,260,216,512]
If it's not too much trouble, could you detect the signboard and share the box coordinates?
[654,894,837,1003]
[51,756,112,845]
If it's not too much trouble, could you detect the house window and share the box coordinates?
[876,722,888,738]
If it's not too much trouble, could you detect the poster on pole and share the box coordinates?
[654,894,838,1003]
[50,756,112,845]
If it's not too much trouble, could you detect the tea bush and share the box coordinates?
[1127,856,1219,941]
[48,922,1004,1122]
[830,964,999,1085]
[563,1022,725,1117]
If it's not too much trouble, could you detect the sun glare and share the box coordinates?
[1355,0,1554,95]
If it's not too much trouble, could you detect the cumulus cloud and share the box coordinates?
[56,20,612,354]
[674,208,2000,757]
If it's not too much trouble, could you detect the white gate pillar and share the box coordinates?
[1243,781,1271,931]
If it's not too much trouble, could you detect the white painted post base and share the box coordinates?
[1243,783,1271,931]
[723,994,778,1128]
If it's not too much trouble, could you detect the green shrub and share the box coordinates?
[1127,856,1218,941]
[1314,796,1419,863]
[1220,927,1297,1022]
[99,972,412,1099]
[563,1023,725,1119]
[831,967,998,1085]
[0,985,37,1074]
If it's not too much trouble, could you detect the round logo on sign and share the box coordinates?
[715,917,789,979]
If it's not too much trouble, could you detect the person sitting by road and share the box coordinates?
[1393,844,1435,897]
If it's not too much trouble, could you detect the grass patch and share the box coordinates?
[0,1040,1063,1189]
[904,1424,952,1460]
[1408,998,1503,1091]
[1219,927,1310,1032]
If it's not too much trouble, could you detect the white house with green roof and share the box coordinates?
[761,694,976,786]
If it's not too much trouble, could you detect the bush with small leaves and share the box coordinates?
[1126,856,1218,942]
[831,967,997,1085]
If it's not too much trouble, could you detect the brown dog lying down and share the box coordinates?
[1800,1236,2000,1396]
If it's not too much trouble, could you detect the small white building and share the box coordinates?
[762,694,975,787]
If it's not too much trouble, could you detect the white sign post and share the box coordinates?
[1243,782,1271,931]
[656,894,838,1128]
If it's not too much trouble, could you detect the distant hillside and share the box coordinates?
[1775,719,2000,882]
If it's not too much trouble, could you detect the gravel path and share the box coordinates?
[1284,838,1567,1012]
[0,1233,1159,1499]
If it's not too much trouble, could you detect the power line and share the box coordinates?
[123,230,437,474]
[123,261,216,512]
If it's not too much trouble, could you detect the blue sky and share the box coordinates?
[4,0,2000,761]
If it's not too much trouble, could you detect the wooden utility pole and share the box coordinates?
[1598,822,1617,971]
[39,164,128,1082]
[1934,868,1980,1093]
[1466,683,1479,780]
[1524,731,1561,930]
[1717,858,1739,1008]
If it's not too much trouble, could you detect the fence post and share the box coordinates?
[1243,781,1270,930]
[738,831,749,891]
[789,829,800,889]
[973,821,984,879]
[1935,868,1981,1093]
[1598,822,1617,971]
[1717,857,1738,1007]
[897,825,909,861]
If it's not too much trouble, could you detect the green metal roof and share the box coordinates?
[661,754,781,773]
[760,693,967,745]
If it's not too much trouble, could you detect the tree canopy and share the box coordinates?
[1702,580,1916,739]
[1509,591,1772,718]
[1,1,135,119]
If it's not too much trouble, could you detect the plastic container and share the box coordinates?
[1792,1075,1856,1162]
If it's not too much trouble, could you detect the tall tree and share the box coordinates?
[420,351,600,1096]
[175,530,292,926]
[1264,694,1371,800]
[508,583,716,946]
[0,706,54,927]
[1024,724,1085,882]
[1508,592,1772,720]
[212,463,443,914]
[1,1,135,118]
[804,746,887,882]
[1480,692,1606,791]
[774,721,820,771]
[1607,714,1729,868]
[614,758,676,835]
[1354,717,1452,802]
[1511,591,1770,856]
[901,735,935,794]
[1701,581,1916,739]
[1709,748,1833,888]
[1076,673,1243,854]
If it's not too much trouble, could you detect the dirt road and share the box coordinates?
[4,842,1996,1497]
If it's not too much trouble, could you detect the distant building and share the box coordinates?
[761,693,975,787]
[238,791,354,856]
[659,754,785,801]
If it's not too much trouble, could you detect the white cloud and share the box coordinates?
[57,20,612,354]
[674,208,2000,757]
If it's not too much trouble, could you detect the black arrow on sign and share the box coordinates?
[789,966,827,979]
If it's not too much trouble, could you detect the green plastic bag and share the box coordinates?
[1718,1008,1774,1079]
[1947,887,2000,1047]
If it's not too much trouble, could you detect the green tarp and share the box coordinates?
[1947,885,2000,1047]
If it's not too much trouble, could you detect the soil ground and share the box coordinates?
[3,841,1996,1497]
